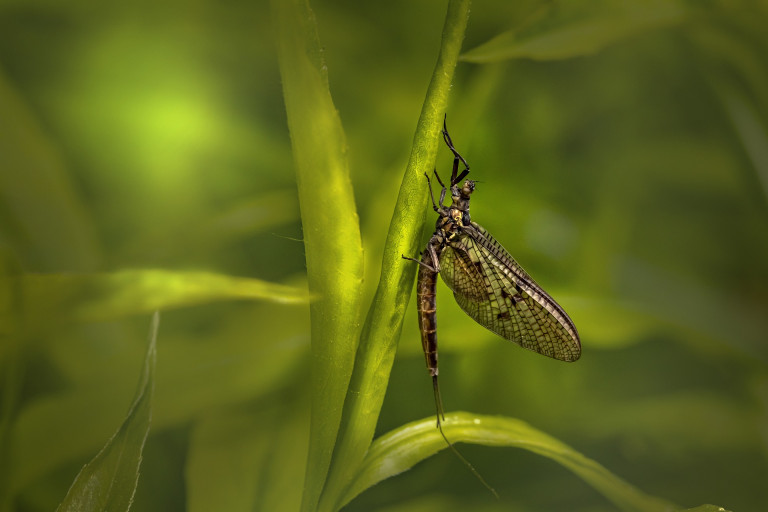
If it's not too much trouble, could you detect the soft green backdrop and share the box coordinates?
[1,0,766,511]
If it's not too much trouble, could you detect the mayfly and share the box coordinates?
[405,119,581,433]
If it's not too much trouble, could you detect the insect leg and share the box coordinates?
[432,170,449,207]
[442,118,470,185]
[426,242,442,273]
[454,162,470,185]
[424,172,441,212]
[401,253,438,273]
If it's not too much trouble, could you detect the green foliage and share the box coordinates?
[273,1,365,509]
[1,0,765,511]
[16,270,310,325]
[314,2,472,511]
[461,0,687,62]
[56,312,158,512]
[343,413,682,512]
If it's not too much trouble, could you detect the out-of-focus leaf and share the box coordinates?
[17,269,310,328]
[617,259,768,362]
[55,312,158,512]
[316,1,471,511]
[0,69,100,272]
[677,507,732,512]
[10,302,308,494]
[257,402,310,512]
[719,92,768,201]
[186,403,309,512]
[0,256,22,509]
[688,20,768,194]
[341,412,680,512]
[186,410,272,512]
[127,191,300,261]
[558,284,768,356]
[571,392,760,452]
[461,0,685,63]
[272,0,365,511]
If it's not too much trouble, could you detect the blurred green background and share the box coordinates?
[1,0,767,511]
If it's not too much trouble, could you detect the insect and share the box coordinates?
[405,119,581,429]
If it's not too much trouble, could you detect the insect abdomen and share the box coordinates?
[416,250,439,377]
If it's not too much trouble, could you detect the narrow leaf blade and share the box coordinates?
[461,1,685,63]
[18,269,310,327]
[316,1,472,511]
[56,312,159,512]
[342,412,681,512]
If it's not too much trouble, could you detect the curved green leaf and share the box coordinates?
[342,412,679,512]
[461,0,685,63]
[16,269,310,327]
[55,312,158,512]
[271,0,366,511]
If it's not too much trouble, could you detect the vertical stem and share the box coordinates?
[318,1,472,511]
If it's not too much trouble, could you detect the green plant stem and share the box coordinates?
[317,1,471,511]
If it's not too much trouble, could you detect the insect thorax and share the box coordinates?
[444,182,474,228]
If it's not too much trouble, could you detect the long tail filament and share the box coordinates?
[432,375,499,498]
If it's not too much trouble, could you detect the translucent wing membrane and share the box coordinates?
[440,222,580,362]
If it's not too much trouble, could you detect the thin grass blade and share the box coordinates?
[461,0,685,63]
[316,1,472,511]
[341,412,682,512]
[55,312,159,512]
[15,269,310,329]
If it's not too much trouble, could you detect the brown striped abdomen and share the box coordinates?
[417,250,439,377]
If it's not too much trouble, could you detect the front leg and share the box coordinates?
[424,172,442,213]
[442,118,470,185]
[429,169,449,209]
[426,241,441,273]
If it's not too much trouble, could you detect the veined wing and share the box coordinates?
[439,222,580,362]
